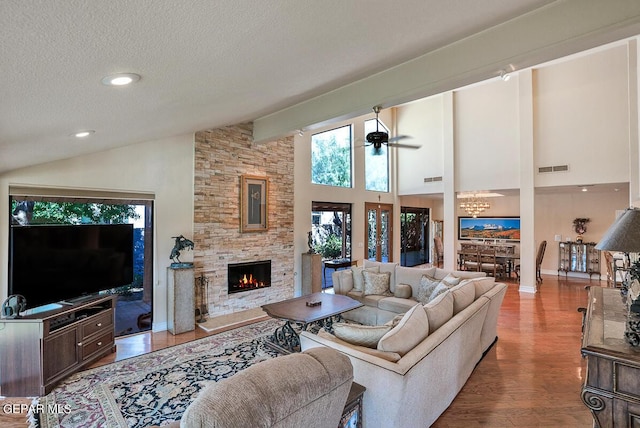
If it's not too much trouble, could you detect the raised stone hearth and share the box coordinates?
[193,123,294,316]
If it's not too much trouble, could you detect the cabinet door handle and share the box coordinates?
[97,342,102,346]
[77,342,83,347]
[96,323,102,327]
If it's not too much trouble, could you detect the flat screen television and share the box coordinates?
[9,224,134,310]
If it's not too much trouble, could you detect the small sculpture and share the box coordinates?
[307,231,315,254]
[170,235,194,267]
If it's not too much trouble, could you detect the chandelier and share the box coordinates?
[459,193,491,218]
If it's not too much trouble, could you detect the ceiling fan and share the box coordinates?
[365,105,421,155]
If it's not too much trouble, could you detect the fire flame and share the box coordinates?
[237,273,265,288]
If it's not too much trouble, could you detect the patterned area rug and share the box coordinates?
[37,319,283,428]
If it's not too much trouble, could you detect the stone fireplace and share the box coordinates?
[228,260,271,294]
[193,123,294,316]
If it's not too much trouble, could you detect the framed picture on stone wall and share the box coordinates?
[240,175,268,232]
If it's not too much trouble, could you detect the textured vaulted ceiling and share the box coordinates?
[1,0,634,173]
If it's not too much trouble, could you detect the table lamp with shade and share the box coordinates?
[596,208,640,289]
[596,208,640,345]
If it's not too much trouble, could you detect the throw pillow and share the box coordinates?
[362,270,392,296]
[333,323,392,348]
[377,304,429,356]
[394,283,413,299]
[440,273,462,287]
[416,275,441,304]
[428,282,449,301]
[351,266,380,293]
[424,291,454,334]
[384,312,405,328]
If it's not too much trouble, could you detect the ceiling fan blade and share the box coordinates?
[387,135,410,142]
[387,142,422,149]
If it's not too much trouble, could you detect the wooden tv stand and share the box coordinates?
[0,294,116,397]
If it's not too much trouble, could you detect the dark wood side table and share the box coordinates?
[581,286,640,427]
[339,382,365,428]
[323,258,356,285]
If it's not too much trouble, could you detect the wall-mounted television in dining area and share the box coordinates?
[9,223,134,311]
[458,217,521,241]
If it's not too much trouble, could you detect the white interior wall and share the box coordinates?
[454,78,520,192]
[0,134,195,331]
[534,45,630,187]
[396,96,445,195]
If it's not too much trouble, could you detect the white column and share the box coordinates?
[629,38,640,206]
[442,92,457,271]
[518,70,537,293]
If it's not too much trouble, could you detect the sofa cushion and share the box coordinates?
[363,260,398,291]
[424,291,454,334]
[333,323,391,348]
[432,268,486,280]
[377,304,429,356]
[395,265,437,290]
[317,330,402,362]
[334,270,354,294]
[450,280,476,314]
[394,283,413,299]
[416,275,441,304]
[351,266,380,293]
[362,270,392,296]
[470,277,496,299]
[377,296,418,313]
[346,292,386,308]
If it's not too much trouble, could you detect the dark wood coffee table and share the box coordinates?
[261,292,362,353]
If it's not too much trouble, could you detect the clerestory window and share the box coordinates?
[311,125,352,187]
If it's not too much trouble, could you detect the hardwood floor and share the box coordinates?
[433,275,593,427]
[0,274,596,427]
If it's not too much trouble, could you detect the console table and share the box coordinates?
[581,286,640,426]
[0,295,116,397]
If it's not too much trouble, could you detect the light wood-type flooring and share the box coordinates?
[0,274,597,427]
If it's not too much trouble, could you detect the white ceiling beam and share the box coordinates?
[253,0,640,143]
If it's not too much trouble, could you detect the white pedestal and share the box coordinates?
[301,253,322,295]
[167,266,195,335]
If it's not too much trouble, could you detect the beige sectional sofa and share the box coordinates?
[300,260,507,428]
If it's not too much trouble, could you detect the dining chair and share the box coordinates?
[603,251,615,287]
[433,236,444,268]
[462,249,480,272]
[479,247,505,278]
[514,240,547,284]
[535,240,547,284]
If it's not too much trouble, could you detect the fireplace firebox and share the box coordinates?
[227,260,271,294]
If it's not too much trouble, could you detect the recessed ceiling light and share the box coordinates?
[73,130,95,138]
[101,73,141,86]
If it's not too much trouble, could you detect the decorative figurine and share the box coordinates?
[170,235,194,268]
[307,231,315,254]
